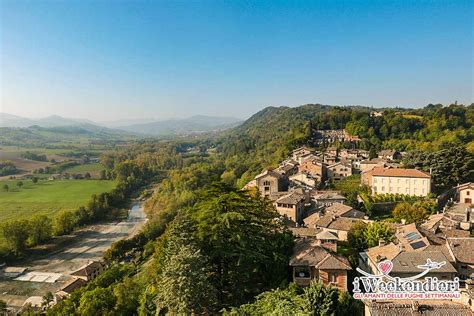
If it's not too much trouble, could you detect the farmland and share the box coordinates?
[62,162,103,173]
[0,179,116,222]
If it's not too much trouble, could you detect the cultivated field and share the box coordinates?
[0,179,116,222]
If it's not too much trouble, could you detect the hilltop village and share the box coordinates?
[245,141,474,314]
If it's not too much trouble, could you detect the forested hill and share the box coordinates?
[216,103,473,187]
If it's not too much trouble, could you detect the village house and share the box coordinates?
[298,158,326,181]
[447,238,474,281]
[322,154,337,165]
[325,146,338,157]
[56,278,87,298]
[289,238,351,290]
[364,167,431,196]
[455,182,474,205]
[71,261,106,281]
[312,214,364,241]
[315,230,339,252]
[326,162,352,181]
[313,129,360,144]
[358,158,386,173]
[291,146,313,162]
[311,191,346,207]
[377,149,401,161]
[338,149,366,160]
[324,202,365,219]
[395,223,430,252]
[275,161,299,177]
[274,191,306,224]
[445,203,474,230]
[289,227,320,238]
[359,242,456,280]
[249,169,287,197]
[289,172,318,189]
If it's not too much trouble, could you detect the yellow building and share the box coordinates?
[368,168,431,196]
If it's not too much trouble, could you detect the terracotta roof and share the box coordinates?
[371,168,430,178]
[421,213,445,230]
[60,278,87,294]
[366,243,401,265]
[442,228,470,238]
[289,227,320,237]
[316,230,338,240]
[254,169,281,180]
[311,191,346,201]
[391,251,457,274]
[324,203,353,217]
[313,214,334,228]
[447,238,474,264]
[303,212,321,227]
[423,244,454,261]
[316,254,351,270]
[289,239,351,270]
[378,149,397,156]
[276,192,305,205]
[327,217,362,231]
[71,261,104,278]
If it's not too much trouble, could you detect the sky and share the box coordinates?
[1,0,472,122]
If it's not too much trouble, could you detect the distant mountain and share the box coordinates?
[0,113,96,128]
[115,115,243,135]
[0,113,35,127]
[0,113,242,136]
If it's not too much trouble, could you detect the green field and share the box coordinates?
[0,179,116,222]
[63,163,104,173]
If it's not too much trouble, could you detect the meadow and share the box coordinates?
[0,179,116,222]
[63,162,103,173]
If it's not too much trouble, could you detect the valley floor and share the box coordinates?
[0,203,147,310]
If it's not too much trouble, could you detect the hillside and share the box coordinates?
[115,115,242,135]
[216,103,474,187]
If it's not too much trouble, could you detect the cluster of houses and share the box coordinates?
[245,146,474,314]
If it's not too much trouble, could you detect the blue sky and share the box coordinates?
[1,0,472,121]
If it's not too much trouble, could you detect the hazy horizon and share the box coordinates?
[1,1,472,121]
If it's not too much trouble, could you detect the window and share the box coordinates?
[329,273,337,283]
[374,178,377,183]
[295,267,311,278]
[263,181,271,186]
[467,191,471,196]
[389,187,393,192]
[397,187,401,192]
[397,179,401,184]
[382,186,385,192]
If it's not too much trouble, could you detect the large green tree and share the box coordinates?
[190,184,294,308]
[154,213,217,314]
